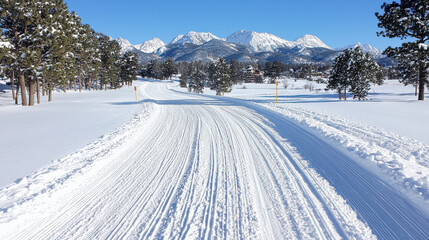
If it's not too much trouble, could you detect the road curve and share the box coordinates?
[1,80,428,239]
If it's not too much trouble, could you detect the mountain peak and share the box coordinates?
[135,38,166,53]
[115,37,136,54]
[227,30,295,52]
[170,31,223,45]
[337,42,383,58]
[295,35,331,49]
[116,37,131,44]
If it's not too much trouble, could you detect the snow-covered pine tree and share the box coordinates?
[327,49,352,100]
[161,58,177,80]
[229,59,243,84]
[99,34,121,90]
[179,62,193,88]
[188,65,205,94]
[394,44,420,95]
[120,51,139,86]
[327,47,380,100]
[376,0,429,100]
[349,47,372,101]
[209,57,232,96]
[75,24,94,92]
[0,0,44,105]
[207,62,217,88]
[39,0,73,101]
[0,38,15,100]
[87,29,101,91]
[271,60,283,81]
[263,62,273,79]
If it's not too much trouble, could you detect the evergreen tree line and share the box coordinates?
[0,0,139,106]
[140,58,178,80]
[180,57,234,95]
[326,46,383,100]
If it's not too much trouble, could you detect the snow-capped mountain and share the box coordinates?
[227,30,332,52]
[116,37,137,54]
[169,31,224,45]
[295,35,332,49]
[227,30,295,52]
[135,38,166,53]
[114,32,389,65]
[170,35,184,45]
[337,42,383,58]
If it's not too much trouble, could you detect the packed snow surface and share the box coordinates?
[0,83,144,187]
[0,78,429,239]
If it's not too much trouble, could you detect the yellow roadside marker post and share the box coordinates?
[276,80,278,103]
[134,86,138,102]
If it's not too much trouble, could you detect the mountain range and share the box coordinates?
[116,30,388,65]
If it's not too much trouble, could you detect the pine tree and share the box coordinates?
[209,57,232,96]
[263,62,273,79]
[179,62,192,88]
[327,49,352,100]
[98,34,120,90]
[229,59,243,84]
[120,51,138,86]
[349,48,371,100]
[188,66,205,94]
[271,61,283,80]
[161,58,176,80]
[376,0,429,100]
[0,38,15,100]
[0,0,44,105]
[327,47,380,100]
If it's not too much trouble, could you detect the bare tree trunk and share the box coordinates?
[28,78,36,106]
[19,71,28,106]
[418,64,425,101]
[15,81,20,105]
[37,78,41,104]
[11,71,15,100]
[42,79,46,96]
[74,77,77,91]
[344,86,347,100]
[48,82,53,102]
[78,76,82,92]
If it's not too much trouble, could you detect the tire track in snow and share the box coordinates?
[1,81,379,239]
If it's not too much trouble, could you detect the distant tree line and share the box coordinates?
[0,0,139,106]
[140,58,178,80]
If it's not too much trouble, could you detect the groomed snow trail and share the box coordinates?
[0,80,427,239]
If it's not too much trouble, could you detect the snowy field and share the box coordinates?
[0,81,146,187]
[0,78,428,239]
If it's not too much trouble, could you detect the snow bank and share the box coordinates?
[262,102,429,206]
[0,102,157,220]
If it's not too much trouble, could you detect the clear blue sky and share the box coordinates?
[65,0,406,50]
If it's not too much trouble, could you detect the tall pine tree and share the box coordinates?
[376,0,429,100]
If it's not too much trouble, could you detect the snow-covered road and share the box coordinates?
[1,80,428,239]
